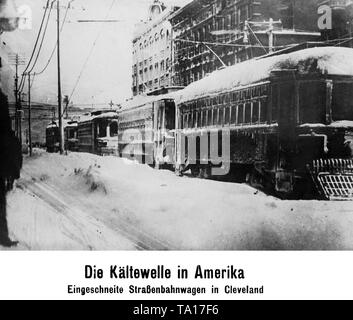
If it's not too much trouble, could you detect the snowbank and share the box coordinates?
[177,47,353,104]
[4,150,353,250]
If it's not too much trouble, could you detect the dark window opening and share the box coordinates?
[165,102,176,130]
[332,82,353,121]
[224,106,230,125]
[184,113,188,129]
[260,99,268,123]
[252,101,259,124]
[207,109,212,126]
[213,108,218,126]
[245,103,251,123]
[110,122,118,136]
[231,105,237,124]
[189,112,194,128]
[299,81,326,124]
[202,110,207,127]
[193,110,198,128]
[218,107,224,125]
[97,122,107,138]
[238,104,244,124]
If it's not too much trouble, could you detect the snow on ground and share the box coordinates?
[3,149,353,250]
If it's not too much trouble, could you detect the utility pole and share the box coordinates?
[243,21,250,60]
[57,0,64,154]
[28,72,32,156]
[247,19,282,54]
[268,18,274,53]
[9,53,25,145]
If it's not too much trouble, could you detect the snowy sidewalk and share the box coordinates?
[3,150,353,250]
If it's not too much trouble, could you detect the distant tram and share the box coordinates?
[46,120,78,152]
[117,95,176,168]
[77,110,118,155]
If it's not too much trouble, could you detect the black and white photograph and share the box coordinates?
[1,0,353,254]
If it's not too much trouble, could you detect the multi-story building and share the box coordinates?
[169,0,322,88]
[131,0,181,96]
[319,0,353,42]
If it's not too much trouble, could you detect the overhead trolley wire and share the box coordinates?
[27,1,55,75]
[19,0,51,93]
[34,4,70,76]
[67,0,117,108]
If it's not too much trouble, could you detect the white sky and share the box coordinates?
[1,0,191,107]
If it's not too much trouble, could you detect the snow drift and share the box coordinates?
[4,150,353,250]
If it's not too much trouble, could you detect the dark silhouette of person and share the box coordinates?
[0,88,22,247]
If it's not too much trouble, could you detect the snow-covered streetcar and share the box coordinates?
[118,95,176,168]
[45,122,60,153]
[64,121,79,152]
[47,46,353,201]
[175,47,353,200]
[46,120,78,153]
[77,110,119,155]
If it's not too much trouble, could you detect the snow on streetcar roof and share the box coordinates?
[78,111,118,123]
[46,120,78,129]
[177,47,353,104]
[120,93,176,111]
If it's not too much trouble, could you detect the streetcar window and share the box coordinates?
[184,113,188,129]
[260,99,268,123]
[202,110,207,127]
[332,82,353,121]
[224,106,230,125]
[193,110,198,128]
[165,102,175,130]
[213,108,218,126]
[231,105,237,124]
[110,122,118,136]
[245,103,251,123]
[197,110,201,128]
[252,101,259,124]
[207,109,212,126]
[221,95,226,105]
[97,123,107,138]
[225,94,230,104]
[238,104,244,124]
[218,107,224,125]
[299,82,326,124]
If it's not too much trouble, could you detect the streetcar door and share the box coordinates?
[154,100,176,167]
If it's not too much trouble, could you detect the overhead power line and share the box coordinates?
[19,0,51,92]
[174,38,289,49]
[28,2,54,73]
[27,1,55,75]
[34,4,71,76]
[67,0,117,107]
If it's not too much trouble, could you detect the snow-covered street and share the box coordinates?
[2,150,353,250]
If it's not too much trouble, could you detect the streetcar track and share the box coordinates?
[20,170,169,250]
